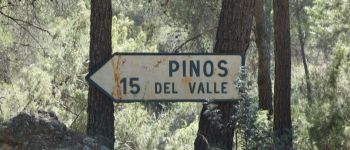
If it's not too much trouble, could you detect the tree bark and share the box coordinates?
[87,0,115,149]
[273,0,293,148]
[194,0,255,149]
[254,0,273,112]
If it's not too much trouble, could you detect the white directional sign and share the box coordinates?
[86,53,242,102]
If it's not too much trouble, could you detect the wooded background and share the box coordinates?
[0,0,349,149]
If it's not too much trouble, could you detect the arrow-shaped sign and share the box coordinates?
[86,53,242,102]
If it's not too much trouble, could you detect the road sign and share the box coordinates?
[86,53,242,102]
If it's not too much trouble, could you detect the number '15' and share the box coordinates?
[120,77,140,94]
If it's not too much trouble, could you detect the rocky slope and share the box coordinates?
[0,111,110,150]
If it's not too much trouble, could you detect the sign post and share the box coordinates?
[86,53,242,102]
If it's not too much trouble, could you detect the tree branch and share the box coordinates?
[0,5,12,9]
[173,27,216,53]
[0,10,46,50]
[0,10,53,37]
[69,104,87,128]
[13,42,45,49]
[15,20,45,49]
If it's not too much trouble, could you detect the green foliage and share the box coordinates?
[0,0,90,132]
[306,0,350,57]
[0,25,13,46]
[235,67,273,150]
[112,14,157,53]
[1,0,350,149]
[114,103,198,150]
[305,36,350,149]
[289,1,350,149]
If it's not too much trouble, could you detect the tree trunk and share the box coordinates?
[194,0,255,149]
[254,0,273,112]
[87,0,115,149]
[296,2,312,102]
[273,0,293,148]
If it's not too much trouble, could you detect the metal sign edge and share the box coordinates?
[85,52,245,103]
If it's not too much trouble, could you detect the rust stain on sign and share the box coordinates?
[154,59,162,68]
[181,76,191,85]
[111,56,123,99]
[154,58,167,68]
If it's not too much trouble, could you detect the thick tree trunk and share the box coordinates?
[296,4,312,102]
[273,0,293,148]
[254,0,273,112]
[194,0,255,149]
[87,0,115,149]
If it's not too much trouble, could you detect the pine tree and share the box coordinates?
[273,0,293,148]
[194,0,255,149]
[254,0,273,112]
[87,0,115,149]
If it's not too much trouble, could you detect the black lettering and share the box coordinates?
[203,61,214,77]
[182,60,186,77]
[197,82,205,93]
[218,60,228,77]
[172,83,178,94]
[164,82,171,94]
[206,82,212,94]
[169,60,179,77]
[222,82,227,94]
[189,60,200,77]
[129,77,140,94]
[189,82,196,93]
[120,78,127,94]
[214,82,220,93]
[155,82,162,94]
